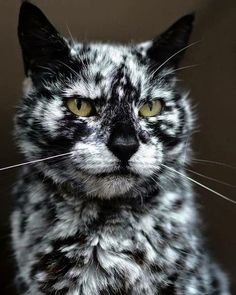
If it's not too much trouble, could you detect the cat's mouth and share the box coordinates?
[78,165,138,198]
[95,166,139,178]
[77,161,141,178]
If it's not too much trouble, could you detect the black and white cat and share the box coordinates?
[11,2,230,294]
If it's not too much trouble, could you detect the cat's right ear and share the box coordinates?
[18,2,69,75]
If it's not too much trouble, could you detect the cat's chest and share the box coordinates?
[29,194,186,294]
[37,214,178,294]
[56,214,157,274]
[43,230,150,293]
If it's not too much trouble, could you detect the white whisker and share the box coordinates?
[66,23,76,47]
[152,40,201,75]
[163,64,199,76]
[161,164,236,205]
[193,158,236,170]
[57,60,80,78]
[0,152,73,172]
[36,65,57,75]
[186,167,236,188]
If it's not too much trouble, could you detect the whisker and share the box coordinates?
[152,40,201,75]
[57,60,80,78]
[149,174,166,193]
[186,167,236,188]
[193,158,236,170]
[66,23,76,47]
[0,152,73,172]
[163,64,200,76]
[161,164,236,205]
[36,65,57,75]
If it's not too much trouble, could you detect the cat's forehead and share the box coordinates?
[73,43,141,69]
[64,43,168,101]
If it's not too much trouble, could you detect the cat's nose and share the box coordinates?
[107,123,139,163]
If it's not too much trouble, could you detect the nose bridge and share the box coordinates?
[110,102,137,139]
[111,120,136,140]
[112,101,132,122]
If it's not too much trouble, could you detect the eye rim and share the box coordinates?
[66,96,97,117]
[138,98,164,118]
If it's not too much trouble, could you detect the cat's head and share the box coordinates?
[16,2,194,198]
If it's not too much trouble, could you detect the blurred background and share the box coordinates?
[0,0,235,293]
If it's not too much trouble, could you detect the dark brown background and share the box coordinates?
[0,0,235,293]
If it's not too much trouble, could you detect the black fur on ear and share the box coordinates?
[147,14,195,69]
[18,2,69,75]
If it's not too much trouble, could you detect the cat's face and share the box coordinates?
[16,3,194,198]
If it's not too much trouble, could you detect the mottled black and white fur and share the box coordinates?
[11,2,230,294]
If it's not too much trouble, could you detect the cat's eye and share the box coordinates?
[139,100,162,117]
[66,97,94,117]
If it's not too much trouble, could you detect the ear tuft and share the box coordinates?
[18,2,69,75]
[146,13,195,69]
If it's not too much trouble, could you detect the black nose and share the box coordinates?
[107,123,139,163]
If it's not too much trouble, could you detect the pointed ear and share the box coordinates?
[139,14,195,69]
[18,2,69,75]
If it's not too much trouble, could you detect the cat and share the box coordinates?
[11,2,230,294]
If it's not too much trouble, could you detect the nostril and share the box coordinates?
[113,142,138,161]
[107,122,140,162]
[108,136,139,162]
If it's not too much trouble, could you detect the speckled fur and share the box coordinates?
[11,2,230,294]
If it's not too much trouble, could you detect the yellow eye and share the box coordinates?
[67,98,93,117]
[139,100,162,117]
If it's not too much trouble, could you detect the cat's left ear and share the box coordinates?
[138,14,195,69]
[18,2,69,75]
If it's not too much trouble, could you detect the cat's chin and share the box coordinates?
[79,172,137,198]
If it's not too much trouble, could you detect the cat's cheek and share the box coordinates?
[72,142,117,174]
[129,143,163,177]
[16,138,41,159]
[41,99,65,134]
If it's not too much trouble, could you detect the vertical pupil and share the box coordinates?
[148,102,153,111]
[75,99,82,110]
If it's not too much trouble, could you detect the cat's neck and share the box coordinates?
[27,164,192,220]
[21,166,195,240]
